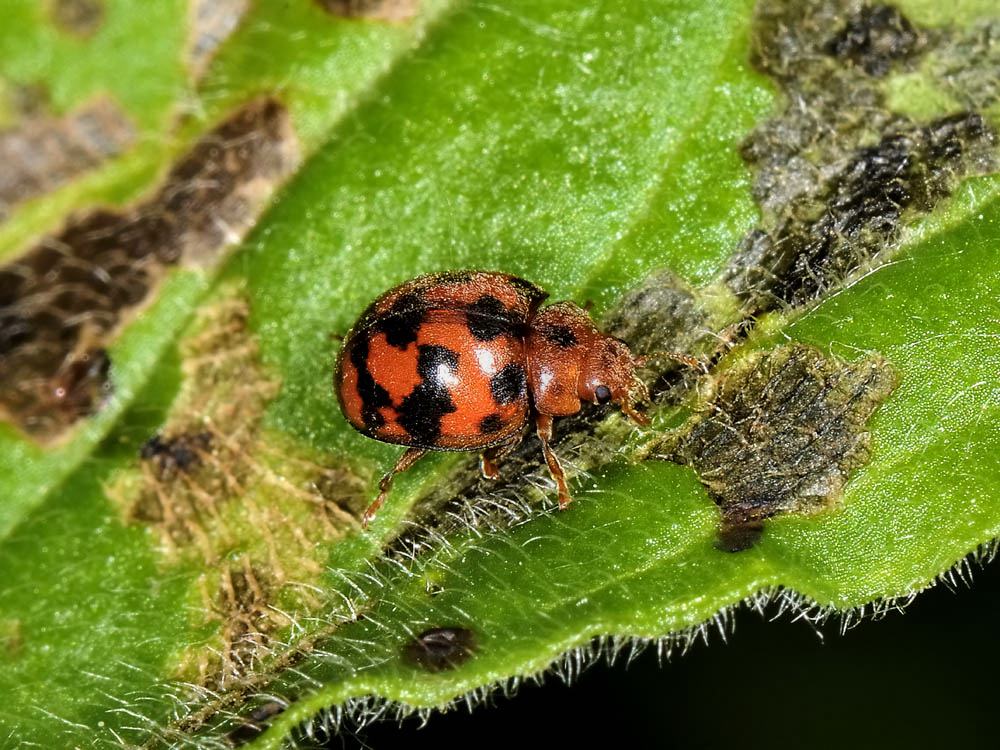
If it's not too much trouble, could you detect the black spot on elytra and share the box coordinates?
[350,335,391,429]
[490,363,526,405]
[466,295,519,341]
[403,627,477,672]
[479,413,504,434]
[377,293,424,349]
[396,345,459,444]
[542,323,578,348]
[824,5,921,77]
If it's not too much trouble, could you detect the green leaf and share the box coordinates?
[0,0,997,747]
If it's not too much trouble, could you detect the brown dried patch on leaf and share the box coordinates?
[726,1,998,313]
[316,0,419,22]
[656,344,898,551]
[111,290,367,689]
[212,558,279,688]
[0,96,132,219]
[0,98,299,441]
[188,0,251,80]
[49,0,104,37]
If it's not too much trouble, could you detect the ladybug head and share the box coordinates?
[578,336,650,426]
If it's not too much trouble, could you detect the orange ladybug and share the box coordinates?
[335,271,655,526]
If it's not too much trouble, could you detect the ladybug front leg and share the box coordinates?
[479,437,522,480]
[535,414,572,509]
[363,447,426,527]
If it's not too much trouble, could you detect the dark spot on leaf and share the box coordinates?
[660,344,898,550]
[0,98,299,441]
[824,5,922,77]
[140,431,213,480]
[490,363,526,405]
[315,0,419,22]
[0,97,133,220]
[225,700,285,746]
[479,413,504,434]
[402,627,477,672]
[377,293,424,349]
[715,520,765,553]
[396,345,459,444]
[466,295,518,341]
[50,0,104,37]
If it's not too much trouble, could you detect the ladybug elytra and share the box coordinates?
[335,271,657,526]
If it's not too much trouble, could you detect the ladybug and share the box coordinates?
[335,271,660,526]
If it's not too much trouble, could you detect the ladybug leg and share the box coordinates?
[480,437,521,480]
[362,447,426,527]
[535,414,572,509]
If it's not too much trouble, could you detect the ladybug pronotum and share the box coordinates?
[335,271,669,526]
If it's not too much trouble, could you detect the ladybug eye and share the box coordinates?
[594,385,612,404]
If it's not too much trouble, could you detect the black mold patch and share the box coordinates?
[50,0,104,37]
[727,1,998,313]
[661,344,898,548]
[0,98,298,441]
[316,0,419,22]
[402,627,477,672]
[0,97,133,219]
[824,5,922,77]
